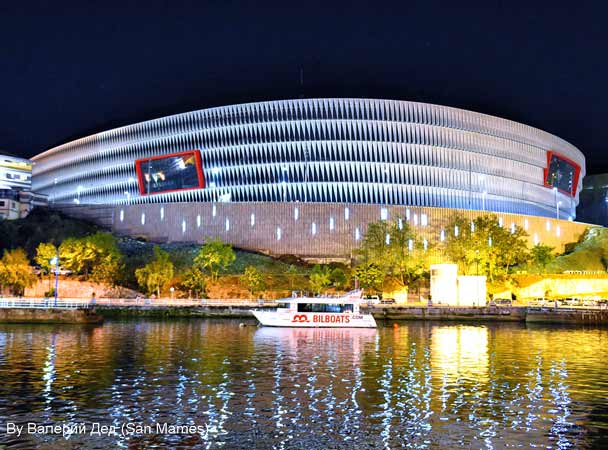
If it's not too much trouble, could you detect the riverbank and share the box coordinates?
[92,304,608,325]
[0,307,104,324]
[2,303,607,325]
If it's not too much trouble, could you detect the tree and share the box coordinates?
[87,232,123,285]
[309,264,332,294]
[356,218,428,288]
[243,266,266,297]
[286,264,299,290]
[135,246,174,297]
[354,263,385,292]
[194,239,235,282]
[443,213,529,281]
[34,242,58,275]
[529,243,555,273]
[330,267,348,290]
[35,242,59,292]
[0,248,37,295]
[59,237,89,274]
[58,232,123,284]
[180,267,207,299]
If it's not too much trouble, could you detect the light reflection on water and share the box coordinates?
[0,320,607,449]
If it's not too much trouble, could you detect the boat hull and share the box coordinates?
[251,310,377,328]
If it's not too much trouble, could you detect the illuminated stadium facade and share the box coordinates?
[31,99,589,259]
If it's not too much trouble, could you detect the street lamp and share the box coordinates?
[49,254,59,307]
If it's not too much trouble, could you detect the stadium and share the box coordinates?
[31,99,589,260]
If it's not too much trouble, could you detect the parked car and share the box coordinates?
[491,298,512,307]
[365,295,381,305]
[563,297,582,307]
[380,298,396,304]
[528,298,548,307]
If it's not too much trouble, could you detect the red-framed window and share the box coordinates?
[135,150,205,196]
[543,150,581,197]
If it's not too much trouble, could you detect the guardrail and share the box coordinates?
[0,297,279,309]
[0,299,92,309]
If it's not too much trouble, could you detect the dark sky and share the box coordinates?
[2,1,608,173]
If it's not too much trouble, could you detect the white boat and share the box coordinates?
[251,289,377,328]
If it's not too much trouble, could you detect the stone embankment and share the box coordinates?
[3,303,607,325]
[95,304,608,325]
[0,308,103,324]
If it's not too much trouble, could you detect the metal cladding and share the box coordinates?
[31,99,585,220]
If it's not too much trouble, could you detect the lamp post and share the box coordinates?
[50,253,59,307]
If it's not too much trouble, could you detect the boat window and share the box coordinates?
[276,303,290,309]
[297,303,354,313]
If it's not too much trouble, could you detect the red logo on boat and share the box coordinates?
[292,314,309,323]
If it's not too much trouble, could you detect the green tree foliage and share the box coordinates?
[179,267,207,298]
[357,218,428,288]
[194,239,236,282]
[0,248,36,295]
[529,244,555,273]
[135,246,174,297]
[286,264,299,290]
[354,263,385,292]
[330,267,348,290]
[243,266,266,297]
[58,232,123,284]
[309,264,332,294]
[34,242,58,275]
[443,214,529,281]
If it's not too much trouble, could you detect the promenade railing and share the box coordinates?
[0,297,277,308]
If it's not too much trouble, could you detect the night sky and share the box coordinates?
[3,1,608,173]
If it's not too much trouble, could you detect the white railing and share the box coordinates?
[0,298,92,309]
[0,297,278,308]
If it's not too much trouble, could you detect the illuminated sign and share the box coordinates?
[135,150,204,196]
[543,151,581,196]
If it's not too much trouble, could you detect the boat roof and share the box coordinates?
[279,291,364,304]
[280,298,363,304]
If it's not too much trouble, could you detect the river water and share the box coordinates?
[0,319,607,449]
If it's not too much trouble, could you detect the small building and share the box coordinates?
[0,154,47,220]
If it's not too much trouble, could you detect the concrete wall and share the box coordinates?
[24,279,141,299]
[62,203,592,259]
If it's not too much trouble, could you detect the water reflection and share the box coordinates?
[0,321,606,449]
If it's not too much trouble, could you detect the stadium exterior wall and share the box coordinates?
[62,202,591,261]
[31,99,585,221]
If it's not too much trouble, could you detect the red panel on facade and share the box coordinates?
[543,150,581,197]
[135,150,205,196]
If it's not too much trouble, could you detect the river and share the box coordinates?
[0,319,606,449]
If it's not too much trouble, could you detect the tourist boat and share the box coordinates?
[251,289,377,328]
